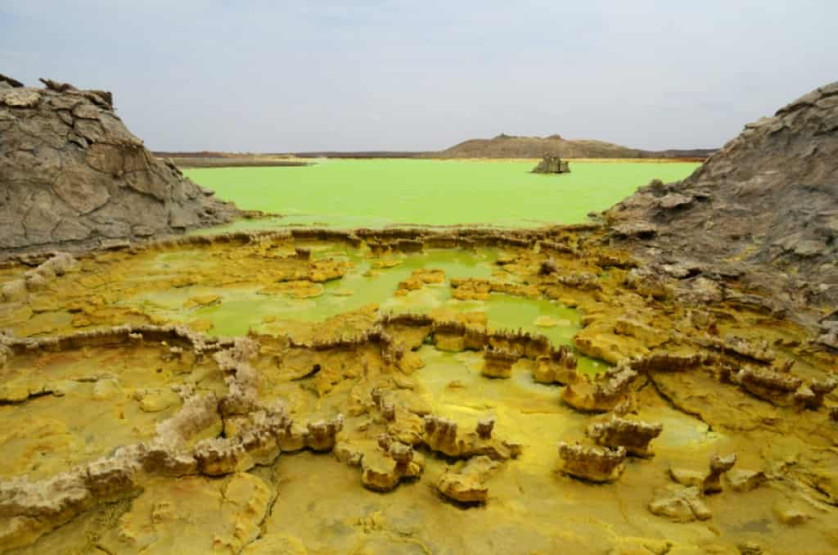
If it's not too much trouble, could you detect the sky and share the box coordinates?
[1,1,836,152]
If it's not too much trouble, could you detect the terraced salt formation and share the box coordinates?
[0,227,836,553]
[0,75,238,253]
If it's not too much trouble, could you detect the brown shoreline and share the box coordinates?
[157,152,708,169]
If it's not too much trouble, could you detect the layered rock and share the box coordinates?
[557,442,626,483]
[630,351,703,373]
[587,416,663,457]
[607,82,838,312]
[722,360,836,410]
[360,435,424,492]
[422,415,521,461]
[533,345,578,384]
[481,346,518,378]
[794,377,837,410]
[0,76,238,253]
[437,456,500,504]
[561,364,638,412]
[734,365,803,405]
[701,335,775,364]
[531,155,570,174]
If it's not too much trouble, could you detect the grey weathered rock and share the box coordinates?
[611,222,657,239]
[657,193,693,210]
[607,82,838,316]
[0,76,238,253]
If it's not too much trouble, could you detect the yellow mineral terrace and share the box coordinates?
[0,226,835,553]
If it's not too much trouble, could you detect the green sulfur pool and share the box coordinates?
[186,159,699,230]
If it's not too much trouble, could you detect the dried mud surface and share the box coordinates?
[0,226,835,554]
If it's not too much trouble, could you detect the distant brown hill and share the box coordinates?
[437,134,714,160]
[153,151,311,169]
[154,138,714,162]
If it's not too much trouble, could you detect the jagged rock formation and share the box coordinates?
[606,82,838,314]
[669,453,738,495]
[587,416,663,457]
[437,456,500,504]
[359,435,424,492]
[481,346,518,378]
[533,345,578,384]
[422,415,522,461]
[561,364,638,412]
[0,323,347,549]
[557,442,626,483]
[0,76,238,253]
[532,155,570,174]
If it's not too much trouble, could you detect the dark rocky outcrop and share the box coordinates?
[0,76,238,254]
[0,74,24,88]
[606,82,838,315]
[532,156,570,174]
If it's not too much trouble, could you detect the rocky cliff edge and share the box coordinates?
[606,82,837,320]
[0,74,238,253]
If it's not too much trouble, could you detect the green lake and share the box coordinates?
[186,159,699,230]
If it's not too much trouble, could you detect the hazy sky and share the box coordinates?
[1,1,836,152]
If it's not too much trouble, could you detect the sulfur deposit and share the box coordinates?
[0,223,833,553]
[0,83,836,553]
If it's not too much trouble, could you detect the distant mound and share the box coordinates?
[437,133,714,159]
[607,82,838,316]
[0,75,238,253]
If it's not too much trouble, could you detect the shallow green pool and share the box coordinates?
[186,159,698,229]
[124,247,597,369]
